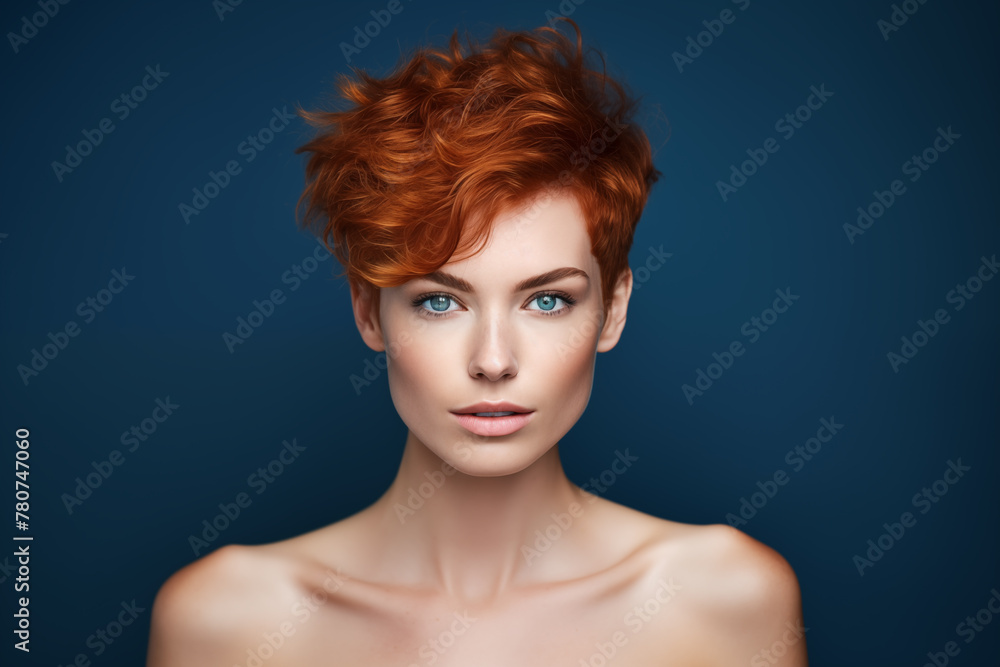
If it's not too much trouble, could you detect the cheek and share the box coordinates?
[534,313,602,409]
[385,323,453,414]
[544,306,604,365]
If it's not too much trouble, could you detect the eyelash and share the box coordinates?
[410,291,578,319]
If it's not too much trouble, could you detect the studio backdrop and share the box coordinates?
[1,0,997,665]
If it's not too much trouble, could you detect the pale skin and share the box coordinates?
[146,189,807,666]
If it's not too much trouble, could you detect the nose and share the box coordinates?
[468,312,518,381]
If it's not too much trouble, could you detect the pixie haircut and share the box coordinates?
[295,18,661,318]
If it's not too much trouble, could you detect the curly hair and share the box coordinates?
[295,17,661,318]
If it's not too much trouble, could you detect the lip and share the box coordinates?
[452,400,533,414]
[452,411,535,437]
[450,401,535,437]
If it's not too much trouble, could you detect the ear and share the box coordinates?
[351,281,386,353]
[596,268,632,353]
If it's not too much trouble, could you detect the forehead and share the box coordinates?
[446,190,595,278]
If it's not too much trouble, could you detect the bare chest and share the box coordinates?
[271,575,722,666]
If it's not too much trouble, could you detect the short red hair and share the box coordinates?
[295,18,661,317]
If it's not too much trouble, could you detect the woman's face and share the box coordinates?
[355,190,631,476]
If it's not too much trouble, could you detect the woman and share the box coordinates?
[147,18,806,666]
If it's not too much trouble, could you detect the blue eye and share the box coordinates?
[526,293,575,315]
[422,294,457,314]
[411,292,577,318]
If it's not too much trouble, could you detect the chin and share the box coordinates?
[420,427,557,478]
[442,452,548,478]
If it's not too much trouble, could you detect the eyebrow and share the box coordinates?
[419,267,590,293]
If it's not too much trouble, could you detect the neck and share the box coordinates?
[368,429,590,603]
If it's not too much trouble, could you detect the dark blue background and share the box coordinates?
[2,0,997,665]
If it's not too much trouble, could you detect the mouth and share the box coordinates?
[468,411,520,417]
[450,411,535,437]
[452,400,532,415]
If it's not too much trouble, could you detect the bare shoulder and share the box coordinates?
[589,502,807,663]
[670,523,801,597]
[146,544,307,667]
[650,521,808,665]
